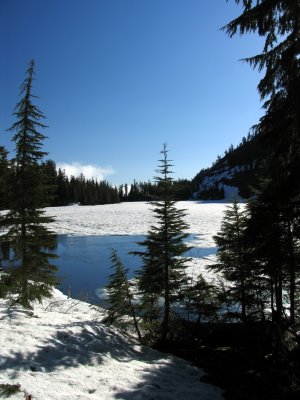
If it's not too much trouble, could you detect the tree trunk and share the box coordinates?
[287,218,296,325]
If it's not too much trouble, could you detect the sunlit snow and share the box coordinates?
[44,201,230,301]
[0,201,233,399]
[0,289,224,400]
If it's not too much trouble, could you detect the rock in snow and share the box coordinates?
[0,288,223,400]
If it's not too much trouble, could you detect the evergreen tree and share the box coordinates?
[56,168,70,205]
[245,179,300,326]
[185,273,219,323]
[225,1,300,328]
[105,249,141,340]
[0,60,58,308]
[0,146,8,209]
[0,146,9,271]
[225,1,300,186]
[212,200,252,322]
[134,144,191,341]
[40,159,58,205]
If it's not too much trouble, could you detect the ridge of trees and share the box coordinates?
[119,178,193,202]
[192,131,271,199]
[0,160,194,208]
[41,160,120,206]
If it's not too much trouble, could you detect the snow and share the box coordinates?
[222,185,243,202]
[0,201,234,399]
[195,167,245,202]
[43,202,230,297]
[0,288,224,399]
[45,201,227,247]
[2,202,230,300]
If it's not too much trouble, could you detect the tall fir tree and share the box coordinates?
[134,144,191,341]
[0,145,9,271]
[225,1,300,328]
[105,249,141,340]
[212,200,253,322]
[185,273,219,323]
[245,179,300,326]
[0,60,58,308]
[225,1,300,175]
[0,146,8,209]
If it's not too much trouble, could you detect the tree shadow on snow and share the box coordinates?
[0,319,157,378]
[112,355,222,400]
[186,246,217,259]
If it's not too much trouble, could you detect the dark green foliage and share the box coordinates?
[120,178,193,202]
[0,60,58,308]
[197,184,225,201]
[40,163,120,206]
[185,273,219,323]
[245,179,300,326]
[216,6,300,370]
[192,133,268,200]
[2,156,191,207]
[0,146,9,209]
[0,146,9,270]
[40,159,58,205]
[105,249,141,340]
[134,144,191,341]
[105,249,131,321]
[224,1,300,330]
[0,383,21,396]
[0,158,120,208]
[212,200,272,322]
[212,200,253,322]
[225,1,300,187]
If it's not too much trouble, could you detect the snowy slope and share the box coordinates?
[0,289,223,400]
[194,166,244,202]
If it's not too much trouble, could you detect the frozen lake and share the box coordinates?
[46,201,230,303]
[56,234,144,304]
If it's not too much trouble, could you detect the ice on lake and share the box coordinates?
[56,234,145,304]
[45,201,230,303]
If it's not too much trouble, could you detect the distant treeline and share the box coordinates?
[0,156,193,209]
[191,131,268,200]
[41,160,120,206]
[49,162,193,205]
[118,178,193,202]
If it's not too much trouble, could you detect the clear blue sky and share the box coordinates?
[1,0,264,185]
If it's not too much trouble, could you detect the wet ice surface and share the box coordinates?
[45,201,229,301]
[56,234,144,304]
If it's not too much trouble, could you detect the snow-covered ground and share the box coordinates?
[45,201,226,248]
[0,289,224,400]
[44,201,229,300]
[1,201,232,399]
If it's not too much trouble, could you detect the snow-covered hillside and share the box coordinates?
[192,132,267,201]
[0,289,223,400]
[195,166,244,202]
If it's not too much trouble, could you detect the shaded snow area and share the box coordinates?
[195,167,244,202]
[0,289,224,400]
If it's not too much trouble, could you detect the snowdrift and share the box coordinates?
[0,289,223,400]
